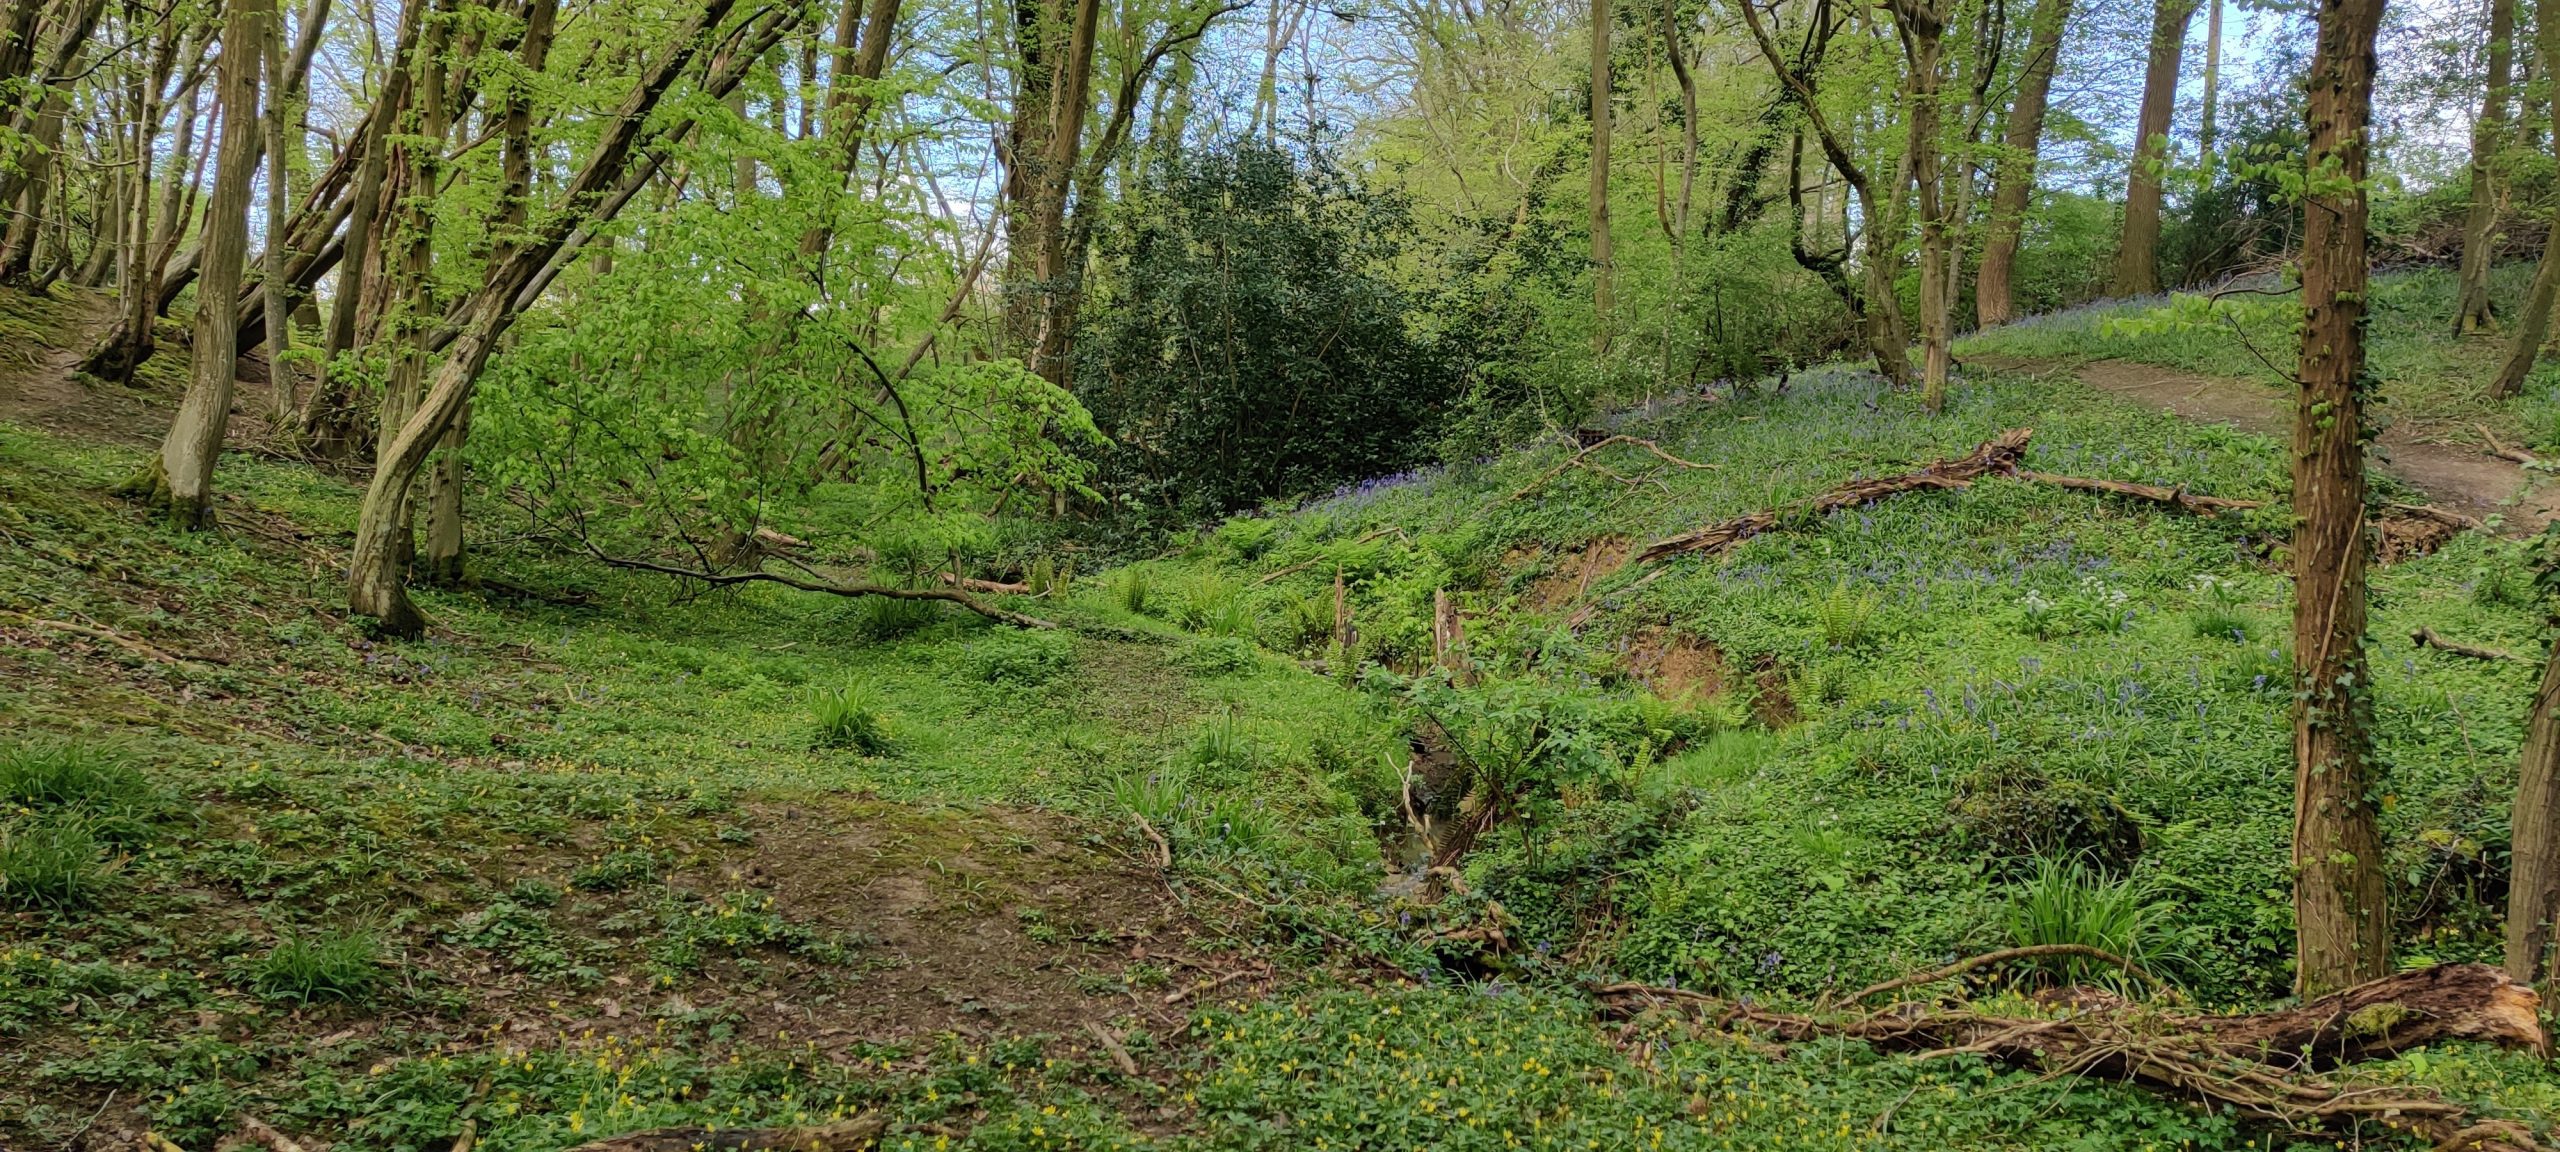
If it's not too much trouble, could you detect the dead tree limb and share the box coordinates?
[1597,963,2548,1151]
[560,1115,885,1152]
[2480,423,2540,466]
[2013,471,2263,516]
[583,546,1057,629]
[1634,429,2034,563]
[2413,627,2520,662]
[1511,434,1717,502]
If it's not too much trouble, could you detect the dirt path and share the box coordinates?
[2065,358,2560,533]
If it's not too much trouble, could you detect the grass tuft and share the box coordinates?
[252,926,384,1004]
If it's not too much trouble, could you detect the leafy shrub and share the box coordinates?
[253,926,384,1003]
[1278,592,1335,653]
[853,594,943,640]
[961,631,1076,685]
[2005,857,2178,990]
[0,818,108,908]
[809,683,891,753]
[1214,517,1280,561]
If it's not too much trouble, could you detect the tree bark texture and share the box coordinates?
[2457,0,2518,335]
[2110,0,2194,297]
[1974,0,2069,327]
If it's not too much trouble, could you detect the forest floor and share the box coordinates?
[8,274,2560,1151]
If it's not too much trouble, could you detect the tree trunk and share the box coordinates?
[2291,0,2390,999]
[125,0,269,528]
[1025,0,1098,388]
[262,0,295,420]
[1975,0,2069,328]
[2458,0,2518,335]
[2489,9,2560,400]
[1589,0,1614,356]
[1001,0,1058,352]
[305,0,423,453]
[2506,605,2560,988]
[1893,0,1953,414]
[348,0,749,635]
[2197,0,2221,184]
[2110,0,2195,298]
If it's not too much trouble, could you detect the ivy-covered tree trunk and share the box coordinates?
[2456,0,2517,335]
[122,0,268,528]
[2290,0,2390,999]
[1974,0,2069,328]
[2110,0,2194,298]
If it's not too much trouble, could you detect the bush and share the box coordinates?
[2005,857,2178,991]
[253,926,384,1003]
[809,683,892,753]
[0,818,108,909]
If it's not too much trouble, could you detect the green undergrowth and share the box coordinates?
[7,299,2560,1147]
[1956,262,2560,450]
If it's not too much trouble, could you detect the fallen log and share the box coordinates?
[2013,470,2263,516]
[1597,963,2547,1151]
[560,1115,885,1152]
[2413,627,2519,663]
[1633,429,2035,564]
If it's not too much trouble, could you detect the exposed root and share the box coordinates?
[1596,963,2548,1150]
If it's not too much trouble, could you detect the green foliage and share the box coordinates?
[852,594,945,641]
[0,819,108,909]
[1177,636,1261,677]
[958,630,1076,685]
[0,738,160,845]
[2004,857,2179,991]
[1816,581,1881,650]
[809,682,892,754]
[1115,567,1156,617]
[1077,142,1470,517]
[251,927,384,1004]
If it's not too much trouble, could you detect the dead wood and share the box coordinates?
[559,1115,885,1152]
[2389,502,2486,532]
[1597,963,2548,1150]
[2413,627,2520,662]
[1511,434,1718,503]
[2480,423,2540,466]
[939,572,1030,595]
[2013,470,2263,516]
[234,1118,309,1152]
[1084,1021,1143,1077]
[1842,944,2162,1005]
[1633,429,2034,564]
[581,543,1055,630]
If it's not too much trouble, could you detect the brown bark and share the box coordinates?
[127,0,269,528]
[1589,0,1613,355]
[1974,0,2069,327]
[348,0,761,635]
[2196,0,2220,184]
[1889,0,1954,413]
[1024,0,1100,387]
[2490,7,2560,399]
[2508,591,2560,987]
[2110,0,2195,297]
[1736,0,1911,389]
[2457,0,2518,335]
[2291,0,2389,998]
[304,0,423,452]
[261,0,295,419]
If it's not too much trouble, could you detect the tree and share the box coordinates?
[1975,0,2071,328]
[345,0,774,635]
[2490,7,2560,400]
[1589,0,1614,355]
[2290,0,2389,998]
[119,0,269,528]
[2507,536,2560,989]
[2455,0,2517,335]
[1887,0,1956,413]
[2111,0,2196,298]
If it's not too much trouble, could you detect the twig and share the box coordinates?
[1164,967,1260,1005]
[2385,502,2483,532]
[1083,1021,1143,1078]
[144,1134,190,1152]
[0,609,212,668]
[1509,434,1717,502]
[1135,816,1171,869]
[2412,627,2518,663]
[1843,944,2162,1005]
[578,540,1056,629]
